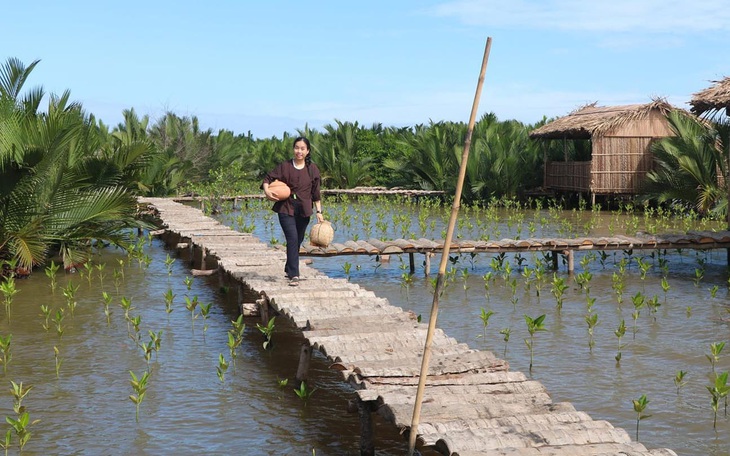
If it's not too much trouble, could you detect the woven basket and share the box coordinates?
[310,221,334,247]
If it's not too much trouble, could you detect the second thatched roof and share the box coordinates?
[529,99,676,140]
[690,77,730,115]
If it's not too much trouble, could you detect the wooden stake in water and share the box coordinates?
[407,36,492,456]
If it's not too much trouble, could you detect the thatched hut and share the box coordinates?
[690,77,730,116]
[529,100,679,204]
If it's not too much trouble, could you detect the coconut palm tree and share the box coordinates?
[0,58,146,273]
[642,110,725,215]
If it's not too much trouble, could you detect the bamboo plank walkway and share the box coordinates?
[139,197,677,456]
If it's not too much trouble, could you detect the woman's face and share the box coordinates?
[293,140,310,161]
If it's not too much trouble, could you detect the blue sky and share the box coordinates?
[6,0,729,139]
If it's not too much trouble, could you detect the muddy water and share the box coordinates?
[3,199,730,455]
[2,244,415,455]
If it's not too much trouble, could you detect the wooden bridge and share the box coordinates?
[298,232,730,274]
[139,197,677,456]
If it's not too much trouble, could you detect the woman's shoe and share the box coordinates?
[288,276,299,286]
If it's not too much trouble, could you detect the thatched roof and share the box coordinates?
[530,99,676,140]
[690,77,730,115]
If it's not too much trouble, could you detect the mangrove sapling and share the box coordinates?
[0,335,10,373]
[53,345,62,379]
[95,263,106,289]
[120,297,134,330]
[102,291,113,326]
[550,274,568,311]
[646,295,661,322]
[524,314,547,371]
[661,277,670,303]
[631,292,645,339]
[686,306,692,317]
[128,370,150,423]
[342,262,352,281]
[461,268,470,296]
[256,317,276,350]
[216,353,229,383]
[200,303,212,337]
[499,328,511,357]
[693,268,704,288]
[184,296,199,333]
[83,262,93,286]
[706,342,725,373]
[707,372,730,430]
[710,285,719,299]
[164,288,175,317]
[128,315,142,343]
[614,319,626,363]
[40,305,51,331]
[674,370,687,395]
[0,278,18,323]
[164,254,175,276]
[62,281,79,317]
[294,381,317,405]
[52,309,65,338]
[636,257,651,291]
[184,276,193,291]
[482,272,493,302]
[45,261,60,292]
[585,313,598,352]
[477,308,494,345]
[632,394,651,441]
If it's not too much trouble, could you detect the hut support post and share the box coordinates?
[358,398,376,456]
[424,253,432,276]
[565,250,574,273]
[409,253,415,275]
[295,342,312,383]
[257,293,270,325]
[551,251,558,270]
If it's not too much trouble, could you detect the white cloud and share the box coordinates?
[428,0,730,33]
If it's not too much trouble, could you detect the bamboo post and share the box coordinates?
[409,252,415,275]
[407,37,492,456]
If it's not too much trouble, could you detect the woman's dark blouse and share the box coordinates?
[262,160,321,217]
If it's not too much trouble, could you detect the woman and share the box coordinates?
[262,137,324,286]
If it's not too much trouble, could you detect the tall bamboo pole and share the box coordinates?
[407,37,492,456]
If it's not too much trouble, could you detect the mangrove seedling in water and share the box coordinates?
[164,254,175,276]
[499,327,511,357]
[477,308,494,344]
[40,305,51,331]
[102,291,113,326]
[0,278,18,323]
[0,335,10,373]
[710,285,719,299]
[216,353,229,383]
[52,309,65,338]
[129,370,150,422]
[482,272,493,302]
[706,342,725,373]
[660,277,670,302]
[200,303,212,336]
[611,272,625,306]
[631,292,645,339]
[95,263,106,289]
[585,313,598,352]
[294,381,317,405]
[707,371,730,430]
[164,289,175,315]
[674,370,687,395]
[53,346,62,379]
[646,295,661,322]
[614,319,626,363]
[184,296,199,332]
[45,261,60,292]
[550,274,568,311]
[62,281,79,317]
[256,317,276,350]
[184,276,193,291]
[524,314,547,371]
[632,394,651,441]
